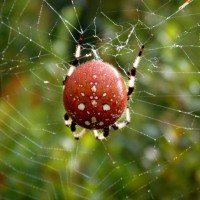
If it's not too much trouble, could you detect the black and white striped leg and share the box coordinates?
[112,107,130,129]
[64,114,86,139]
[63,35,83,86]
[70,120,86,140]
[63,35,84,138]
[127,45,144,98]
[112,45,144,130]
[93,127,110,140]
[64,113,72,126]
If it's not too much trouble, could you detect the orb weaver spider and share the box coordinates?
[63,35,144,140]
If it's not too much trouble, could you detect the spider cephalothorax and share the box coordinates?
[63,35,144,140]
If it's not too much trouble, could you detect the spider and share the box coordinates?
[63,35,144,140]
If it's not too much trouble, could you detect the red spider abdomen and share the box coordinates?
[63,60,127,129]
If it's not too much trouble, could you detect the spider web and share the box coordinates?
[0,0,200,199]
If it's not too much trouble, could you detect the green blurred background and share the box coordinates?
[0,0,200,199]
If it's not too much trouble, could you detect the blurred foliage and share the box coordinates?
[0,0,200,199]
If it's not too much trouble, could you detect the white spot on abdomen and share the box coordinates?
[91,100,97,107]
[103,104,110,111]
[91,117,97,123]
[98,121,104,126]
[91,85,97,92]
[85,121,91,126]
[78,103,85,110]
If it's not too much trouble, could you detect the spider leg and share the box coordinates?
[70,121,86,140]
[63,35,83,86]
[127,45,144,98]
[64,113,72,126]
[93,127,110,140]
[64,114,86,139]
[112,107,130,129]
[63,35,85,139]
[112,45,144,130]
